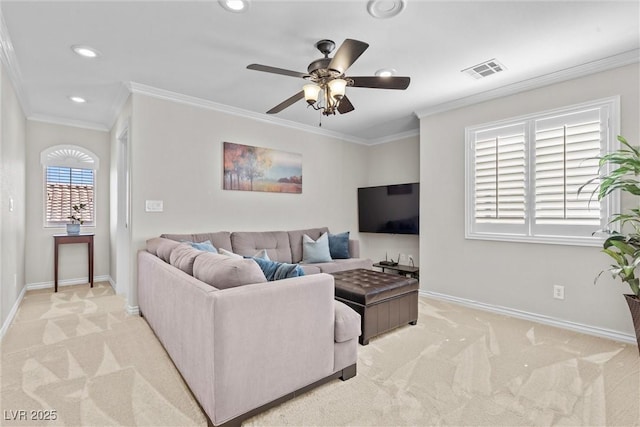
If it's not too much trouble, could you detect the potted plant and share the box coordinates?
[66,203,87,235]
[581,135,640,354]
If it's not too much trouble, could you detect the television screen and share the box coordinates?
[358,183,419,234]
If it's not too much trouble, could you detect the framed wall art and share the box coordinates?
[223,142,302,193]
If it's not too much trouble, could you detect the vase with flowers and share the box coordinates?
[66,203,87,235]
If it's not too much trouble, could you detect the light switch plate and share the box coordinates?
[145,200,163,212]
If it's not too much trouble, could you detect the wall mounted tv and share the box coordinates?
[358,183,419,235]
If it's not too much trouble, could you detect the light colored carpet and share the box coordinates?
[1,282,639,426]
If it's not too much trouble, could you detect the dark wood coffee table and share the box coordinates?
[331,269,419,345]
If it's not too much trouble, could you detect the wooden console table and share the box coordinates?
[54,233,94,292]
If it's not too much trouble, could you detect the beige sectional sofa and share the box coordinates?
[138,227,370,427]
[161,226,373,274]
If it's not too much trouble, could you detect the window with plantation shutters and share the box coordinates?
[473,123,526,229]
[41,145,99,228]
[466,97,619,246]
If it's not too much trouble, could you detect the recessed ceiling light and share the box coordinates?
[69,96,86,104]
[71,45,100,58]
[367,0,406,19]
[375,68,397,77]
[218,0,249,13]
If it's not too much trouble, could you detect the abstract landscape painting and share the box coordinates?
[223,142,302,193]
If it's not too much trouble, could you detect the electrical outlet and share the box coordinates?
[553,285,565,300]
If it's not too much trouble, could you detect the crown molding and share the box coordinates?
[0,9,31,116]
[415,49,640,119]
[126,82,369,145]
[28,115,110,132]
[368,128,420,145]
[106,82,132,130]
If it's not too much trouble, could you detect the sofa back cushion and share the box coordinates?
[231,231,292,263]
[160,232,233,252]
[146,237,180,263]
[193,252,267,289]
[288,227,329,263]
[169,243,203,276]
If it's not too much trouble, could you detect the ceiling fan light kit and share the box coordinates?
[247,38,411,119]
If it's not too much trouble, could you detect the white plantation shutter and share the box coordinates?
[466,97,618,245]
[473,123,527,233]
[534,109,604,236]
[41,145,99,228]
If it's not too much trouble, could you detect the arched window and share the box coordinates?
[41,145,99,228]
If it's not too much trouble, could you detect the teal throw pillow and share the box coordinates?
[302,232,332,263]
[187,240,218,253]
[328,231,350,259]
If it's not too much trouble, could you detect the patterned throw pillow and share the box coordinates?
[251,256,305,281]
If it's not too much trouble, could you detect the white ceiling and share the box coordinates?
[0,1,638,143]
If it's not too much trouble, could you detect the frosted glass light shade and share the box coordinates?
[303,84,321,103]
[328,79,347,100]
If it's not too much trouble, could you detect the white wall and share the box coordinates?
[360,134,420,265]
[109,95,132,295]
[420,63,640,336]
[24,121,110,286]
[0,61,26,327]
[125,93,369,308]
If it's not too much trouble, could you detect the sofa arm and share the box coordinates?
[349,239,360,258]
[210,273,336,425]
[334,300,361,342]
[138,251,219,423]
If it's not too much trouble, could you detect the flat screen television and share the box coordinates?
[358,183,419,235]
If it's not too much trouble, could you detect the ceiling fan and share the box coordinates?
[247,38,410,116]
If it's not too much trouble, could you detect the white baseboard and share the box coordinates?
[127,305,140,316]
[0,285,27,340]
[26,275,111,291]
[107,276,116,291]
[421,290,637,345]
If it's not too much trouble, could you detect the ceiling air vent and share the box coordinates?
[462,59,506,79]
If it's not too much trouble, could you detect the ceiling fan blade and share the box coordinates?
[328,39,369,74]
[337,96,354,114]
[350,76,411,90]
[266,91,305,114]
[247,64,308,79]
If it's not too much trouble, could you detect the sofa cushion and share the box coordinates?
[302,232,332,263]
[334,300,361,343]
[146,237,174,256]
[288,227,329,263]
[219,248,242,258]
[314,258,374,274]
[251,257,305,281]
[154,239,180,263]
[231,231,292,263]
[160,232,233,252]
[299,264,322,275]
[328,231,350,259]
[193,252,267,289]
[169,243,203,276]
